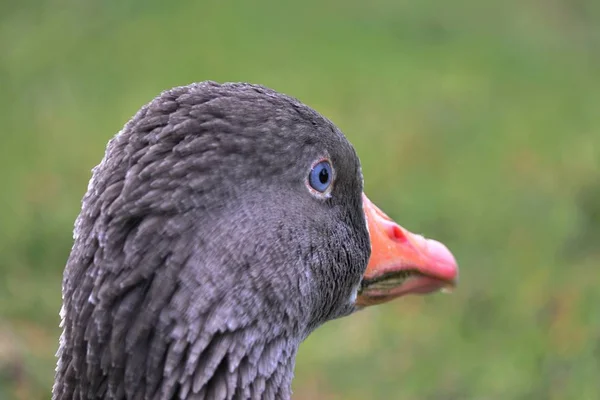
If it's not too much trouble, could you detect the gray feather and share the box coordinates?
[53,81,370,399]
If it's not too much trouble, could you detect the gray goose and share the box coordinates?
[53,81,458,400]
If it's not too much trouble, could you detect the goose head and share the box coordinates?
[53,82,458,400]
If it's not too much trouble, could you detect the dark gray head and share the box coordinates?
[53,82,372,399]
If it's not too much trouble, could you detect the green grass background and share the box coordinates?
[1,0,599,398]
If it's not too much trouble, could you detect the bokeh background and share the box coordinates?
[1,0,599,399]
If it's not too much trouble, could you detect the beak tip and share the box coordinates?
[423,238,459,282]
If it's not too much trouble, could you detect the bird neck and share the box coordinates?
[169,324,299,399]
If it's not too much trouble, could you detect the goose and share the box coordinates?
[53,81,458,400]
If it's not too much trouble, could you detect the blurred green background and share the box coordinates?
[1,0,599,398]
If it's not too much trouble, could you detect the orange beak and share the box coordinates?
[356,194,459,307]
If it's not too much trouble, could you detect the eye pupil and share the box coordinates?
[308,160,333,194]
[319,168,329,184]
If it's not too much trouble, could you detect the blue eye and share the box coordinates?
[308,160,333,193]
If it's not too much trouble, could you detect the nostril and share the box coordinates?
[391,224,407,242]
